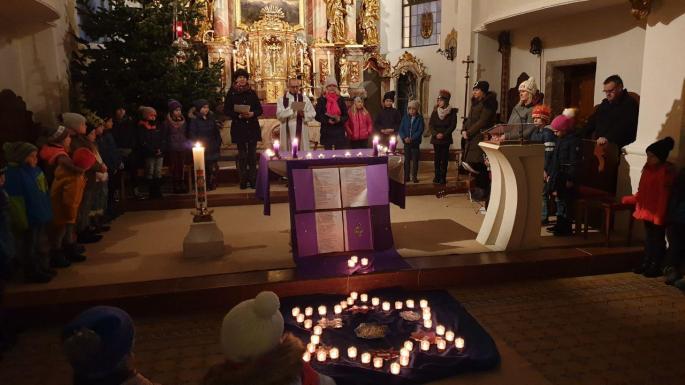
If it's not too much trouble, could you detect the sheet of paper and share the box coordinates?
[340,166,369,207]
[234,104,251,113]
[313,168,342,210]
[316,211,345,254]
[291,101,305,112]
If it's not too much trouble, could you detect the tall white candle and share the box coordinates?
[292,137,299,158]
[192,143,207,213]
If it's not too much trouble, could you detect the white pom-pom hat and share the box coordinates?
[220,291,284,362]
[518,77,539,95]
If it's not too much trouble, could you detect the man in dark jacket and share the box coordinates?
[112,107,143,199]
[374,91,402,145]
[224,69,263,189]
[581,74,639,149]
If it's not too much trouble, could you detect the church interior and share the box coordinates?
[1,1,684,384]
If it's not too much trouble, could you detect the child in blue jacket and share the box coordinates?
[399,100,424,183]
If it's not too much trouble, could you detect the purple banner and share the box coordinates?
[366,164,390,206]
[345,208,374,251]
[292,169,315,211]
[294,212,318,257]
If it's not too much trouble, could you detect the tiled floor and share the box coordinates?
[2,273,683,385]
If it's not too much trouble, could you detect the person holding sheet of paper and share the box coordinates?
[277,78,316,152]
[224,69,263,189]
[315,75,349,150]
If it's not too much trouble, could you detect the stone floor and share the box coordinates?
[1,273,683,385]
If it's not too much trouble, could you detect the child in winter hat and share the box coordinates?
[62,306,158,385]
[202,291,336,385]
[61,113,87,136]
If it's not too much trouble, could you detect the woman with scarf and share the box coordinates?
[315,76,349,150]
[429,90,458,185]
[224,69,263,189]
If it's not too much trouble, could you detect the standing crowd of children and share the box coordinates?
[0,99,223,284]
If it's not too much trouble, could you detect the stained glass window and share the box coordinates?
[402,0,441,48]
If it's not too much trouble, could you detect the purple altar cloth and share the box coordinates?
[280,288,501,385]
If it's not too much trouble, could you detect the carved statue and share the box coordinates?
[339,53,349,87]
[326,0,351,43]
[302,50,313,92]
[360,0,379,46]
[629,0,652,20]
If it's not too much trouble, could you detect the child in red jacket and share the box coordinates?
[621,137,676,277]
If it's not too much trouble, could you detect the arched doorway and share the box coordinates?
[390,51,430,116]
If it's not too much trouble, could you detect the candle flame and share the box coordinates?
[194,142,203,148]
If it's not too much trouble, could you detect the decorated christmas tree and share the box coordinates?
[71,0,224,116]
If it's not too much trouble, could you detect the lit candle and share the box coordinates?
[306,152,313,159]
[437,338,446,351]
[317,349,327,362]
[382,301,391,311]
[350,256,358,264]
[318,305,327,316]
[371,297,380,306]
[390,362,401,375]
[389,135,397,153]
[311,334,320,345]
[372,135,380,156]
[436,325,445,336]
[419,299,428,308]
[361,258,369,266]
[329,347,339,359]
[304,307,313,316]
[361,352,371,364]
[400,355,409,366]
[346,297,354,306]
[334,304,342,314]
[291,307,300,317]
[273,139,280,158]
[304,319,312,329]
[422,312,431,321]
[307,343,316,353]
[303,351,311,362]
[347,259,356,268]
[347,346,358,359]
[296,314,305,323]
[360,293,368,302]
[344,151,351,157]
[192,143,208,214]
[350,292,358,300]
[313,325,323,335]
[404,341,413,351]
[376,144,382,157]
[455,337,465,351]
[424,319,432,329]
[445,331,455,342]
[422,307,431,315]
[400,348,410,358]
[357,151,363,157]
[340,300,348,309]
[406,299,415,308]
[395,301,403,310]
[420,339,430,351]
[373,357,383,368]
[318,153,325,159]
[291,137,299,158]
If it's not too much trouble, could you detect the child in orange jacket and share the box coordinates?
[621,137,676,277]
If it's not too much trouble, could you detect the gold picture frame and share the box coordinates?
[235,0,305,30]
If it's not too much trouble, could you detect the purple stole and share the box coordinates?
[283,92,304,145]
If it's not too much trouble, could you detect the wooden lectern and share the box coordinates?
[476,141,545,251]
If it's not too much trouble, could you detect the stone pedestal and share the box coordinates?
[476,142,545,251]
[183,221,225,258]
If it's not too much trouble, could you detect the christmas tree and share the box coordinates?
[71,0,224,116]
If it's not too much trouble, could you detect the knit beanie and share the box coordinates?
[518,77,539,95]
[220,291,284,363]
[325,75,338,88]
[138,106,156,120]
[550,108,576,134]
[233,68,250,81]
[45,125,69,144]
[62,306,134,378]
[646,137,675,162]
[473,80,490,94]
[61,113,87,134]
[193,99,210,111]
[438,89,451,103]
[72,148,97,170]
[84,110,104,129]
[383,91,396,102]
[168,99,182,112]
[531,105,552,123]
[3,142,38,164]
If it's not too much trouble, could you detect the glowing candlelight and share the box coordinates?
[318,305,327,316]
[310,334,320,345]
[347,346,358,359]
[420,339,430,351]
[389,135,397,153]
[304,307,313,316]
[373,357,383,368]
[437,338,447,351]
[334,305,342,314]
[419,299,428,308]
[304,319,312,329]
[400,348,410,358]
[303,351,311,362]
[404,341,413,351]
[400,355,409,366]
[406,299,415,308]
[357,151,363,157]
[372,135,380,156]
[445,331,455,342]
[436,325,445,336]
[390,362,401,375]
[340,300,348,309]
[347,259,356,268]
[344,151,351,157]
[291,307,300,317]
[350,256,358,264]
[350,292,358,300]
[316,349,327,362]
[306,152,313,159]
[346,297,354,306]
[317,153,325,159]
[360,258,369,266]
[273,139,280,157]
[455,337,465,351]
[360,293,368,302]
[313,325,323,335]
[291,137,299,158]
[307,343,316,353]
[424,319,433,329]
[192,142,208,214]
[395,301,403,310]
[422,312,431,321]
[382,301,391,311]
[361,352,371,364]
[371,297,380,306]
[296,314,305,323]
[329,347,339,359]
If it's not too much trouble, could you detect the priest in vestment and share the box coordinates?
[277,78,316,152]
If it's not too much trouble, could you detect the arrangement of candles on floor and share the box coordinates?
[346,255,369,269]
[294,293,467,376]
